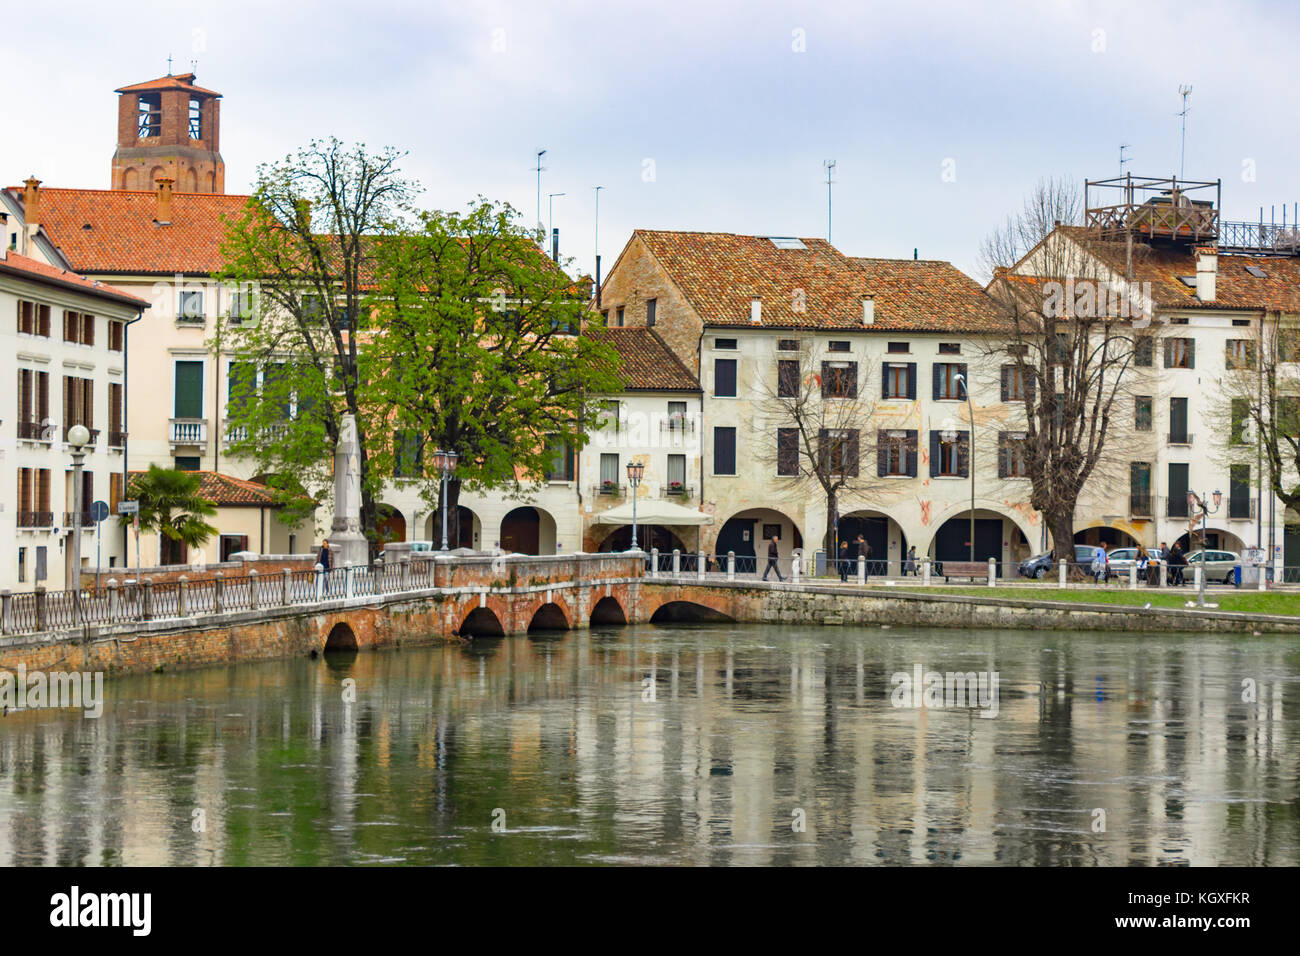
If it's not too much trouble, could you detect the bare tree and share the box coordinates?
[751,344,895,557]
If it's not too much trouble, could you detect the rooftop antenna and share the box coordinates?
[1177,85,1192,179]
[166,54,173,75]
[823,159,836,242]
[1119,143,1131,174]
[534,148,547,242]
[190,59,199,73]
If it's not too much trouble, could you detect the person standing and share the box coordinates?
[856,535,870,583]
[838,540,851,582]
[1091,543,1110,585]
[762,535,784,581]
[904,545,917,577]
[1168,543,1186,586]
[317,538,332,571]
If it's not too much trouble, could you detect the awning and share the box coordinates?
[593,498,714,526]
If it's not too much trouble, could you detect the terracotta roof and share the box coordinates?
[13,186,253,275]
[115,73,221,97]
[128,470,281,507]
[0,250,149,307]
[629,230,1002,331]
[585,327,700,392]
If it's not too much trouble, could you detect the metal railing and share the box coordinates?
[1129,493,1154,517]
[17,511,54,528]
[1166,432,1193,445]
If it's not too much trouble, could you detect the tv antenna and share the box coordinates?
[1119,143,1131,174]
[1177,85,1192,178]
[823,159,836,242]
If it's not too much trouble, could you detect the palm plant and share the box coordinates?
[123,465,218,564]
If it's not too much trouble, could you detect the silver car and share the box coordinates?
[1106,547,1164,572]
[1186,549,1240,585]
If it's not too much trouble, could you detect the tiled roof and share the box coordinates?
[0,250,149,307]
[13,186,253,275]
[128,470,281,507]
[630,230,1003,331]
[115,72,221,97]
[585,327,700,392]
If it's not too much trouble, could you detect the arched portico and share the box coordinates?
[837,508,909,576]
[919,499,1039,577]
[426,506,481,549]
[713,508,803,574]
[500,506,558,555]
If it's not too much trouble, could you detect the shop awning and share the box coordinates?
[592,499,714,526]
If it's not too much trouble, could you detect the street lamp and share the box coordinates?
[626,460,645,551]
[952,372,976,564]
[66,423,91,591]
[1187,489,1222,607]
[431,448,459,551]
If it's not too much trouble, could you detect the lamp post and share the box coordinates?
[66,423,91,591]
[626,460,645,551]
[431,448,459,551]
[1188,489,1222,607]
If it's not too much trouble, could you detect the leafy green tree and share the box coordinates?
[364,199,623,545]
[123,466,218,564]
[215,138,416,545]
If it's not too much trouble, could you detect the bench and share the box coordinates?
[937,561,990,582]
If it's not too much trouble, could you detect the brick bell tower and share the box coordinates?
[110,71,224,193]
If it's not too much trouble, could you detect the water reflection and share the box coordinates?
[0,624,1296,866]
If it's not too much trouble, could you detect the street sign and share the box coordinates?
[117,500,139,514]
[91,500,110,523]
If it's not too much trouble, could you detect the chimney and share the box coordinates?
[862,296,874,326]
[750,296,762,324]
[23,177,41,228]
[1195,246,1217,302]
[154,177,175,224]
[595,254,602,308]
[552,227,559,262]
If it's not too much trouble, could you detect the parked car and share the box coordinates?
[1018,552,1055,579]
[1186,549,1241,585]
[1105,547,1164,573]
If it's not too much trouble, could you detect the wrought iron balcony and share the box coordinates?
[1129,493,1153,518]
[17,511,54,529]
[593,482,623,497]
[661,483,694,499]
[1166,432,1193,446]
[16,420,50,442]
[63,511,95,527]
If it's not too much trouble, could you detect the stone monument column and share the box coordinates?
[330,413,370,568]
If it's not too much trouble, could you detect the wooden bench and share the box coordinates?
[937,561,989,582]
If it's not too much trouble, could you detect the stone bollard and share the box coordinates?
[400,558,410,592]
[672,548,681,577]
[344,562,354,600]
[35,586,47,631]
[214,572,225,613]
[1129,563,1137,590]
[698,551,706,581]
[1194,565,1202,591]
[1058,558,1067,587]
[792,550,802,585]
[282,568,292,605]
[922,559,931,586]
[650,548,659,579]
[0,589,10,635]
[857,555,866,585]
[106,580,119,622]
[1274,556,1284,587]
[727,551,736,581]
[1159,560,1167,588]
[141,579,154,620]
[1258,562,1268,591]
[314,564,324,602]
[987,557,997,587]
[249,569,260,610]
[178,576,190,617]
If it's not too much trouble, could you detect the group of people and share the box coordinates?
[1087,541,1188,586]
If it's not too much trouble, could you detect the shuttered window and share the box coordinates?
[174,361,204,418]
[714,426,737,475]
[777,428,799,476]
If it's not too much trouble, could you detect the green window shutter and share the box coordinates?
[174,361,204,418]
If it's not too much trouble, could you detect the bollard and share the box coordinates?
[283,568,292,605]
[922,559,931,586]
[141,579,154,620]
[107,580,119,622]
[650,548,659,579]
[984,557,994,587]
[792,550,802,585]
[1194,565,1202,591]
[727,551,736,581]
[1129,563,1137,590]
[1159,560,1167,588]
[249,569,260,610]
[1058,558,1067,587]
[35,586,47,631]
[857,555,866,585]
[698,551,706,581]
[1258,562,1267,591]
[0,589,10,635]
[344,562,354,600]
[178,576,190,617]
[672,548,681,577]
[400,558,410,592]
[314,564,324,602]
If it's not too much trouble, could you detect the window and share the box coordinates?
[819,429,859,476]
[178,291,205,323]
[1229,464,1252,518]
[777,428,799,476]
[881,362,916,400]
[714,358,738,397]
[599,453,620,493]
[1164,337,1194,368]
[137,93,161,137]
[827,340,850,352]
[174,361,204,418]
[1134,335,1154,367]
[109,383,124,446]
[1233,318,1252,326]
[930,430,969,477]
[17,368,50,440]
[110,473,123,512]
[762,523,782,540]
[17,468,52,527]
[938,343,961,354]
[667,454,686,491]
[887,341,910,353]
[769,237,807,250]
[877,429,918,477]
[1278,396,1300,435]
[17,300,51,337]
[174,457,200,471]
[998,432,1028,477]
[821,361,857,399]
[714,426,737,475]
[227,290,256,324]
[1134,395,1153,431]
[109,320,125,351]
[666,400,687,431]
[544,439,574,481]
[393,431,424,478]
[1169,397,1190,444]
[777,338,800,352]
[600,399,620,431]
[777,360,800,397]
[1167,462,1190,517]
[646,298,657,327]
[262,362,291,421]
[616,307,625,327]
[1226,339,1255,369]
[63,376,94,438]
[1230,398,1250,445]
[1000,364,1032,402]
[933,362,967,400]
[1170,316,1189,325]
[64,310,92,343]
[17,548,25,583]
[714,338,738,350]
[189,96,203,139]
[1279,329,1300,362]
[1130,462,1153,516]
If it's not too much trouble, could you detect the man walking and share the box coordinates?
[762,535,783,581]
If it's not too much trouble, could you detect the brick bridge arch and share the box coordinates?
[637,584,740,624]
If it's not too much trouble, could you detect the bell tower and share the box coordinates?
[110,72,224,194]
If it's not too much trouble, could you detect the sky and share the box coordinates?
[4,0,1299,281]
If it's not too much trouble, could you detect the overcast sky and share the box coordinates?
[4,0,1298,280]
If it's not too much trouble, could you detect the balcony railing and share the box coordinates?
[1165,496,1191,518]
[1166,432,1193,445]
[63,511,94,527]
[17,511,54,529]
[1129,493,1153,517]
[170,419,207,446]
[108,429,127,448]
[63,425,100,445]
[1228,498,1257,519]
[16,421,50,442]
[593,483,623,497]
[659,416,696,434]
[661,484,694,499]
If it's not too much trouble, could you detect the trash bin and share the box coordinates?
[1234,564,1243,588]
[815,549,826,576]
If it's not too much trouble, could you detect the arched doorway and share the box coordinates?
[426,506,480,549]
[714,508,803,574]
[527,602,569,632]
[500,506,557,554]
[324,622,358,652]
[376,504,406,544]
[837,510,907,576]
[590,596,627,626]
[459,607,505,637]
[1172,527,1247,554]
[922,504,1038,578]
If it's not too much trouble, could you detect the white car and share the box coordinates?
[1186,549,1241,585]
[1105,547,1164,572]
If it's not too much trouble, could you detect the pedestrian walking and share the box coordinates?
[1091,543,1110,584]
[762,535,784,581]
[904,545,917,577]
[838,541,850,582]
[1168,543,1187,586]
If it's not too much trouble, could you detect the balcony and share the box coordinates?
[1228,498,1257,520]
[592,482,623,498]
[1165,496,1191,519]
[17,511,54,529]
[661,483,694,500]
[1166,432,1194,446]
[16,420,50,442]
[1129,493,1153,518]
[659,416,696,435]
[108,430,127,449]
[170,418,207,448]
[63,510,94,527]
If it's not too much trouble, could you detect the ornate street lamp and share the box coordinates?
[626,460,645,551]
[1187,489,1222,607]
[431,448,459,551]
[66,423,91,591]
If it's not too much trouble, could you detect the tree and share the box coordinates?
[216,138,416,548]
[363,200,623,544]
[751,343,893,558]
[123,465,218,565]
[980,177,1148,561]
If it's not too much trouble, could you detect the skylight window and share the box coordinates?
[769,237,807,250]
[1246,265,1267,279]
[1177,276,1197,287]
